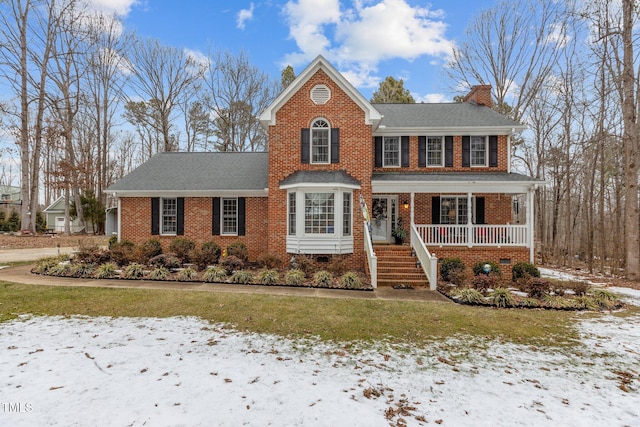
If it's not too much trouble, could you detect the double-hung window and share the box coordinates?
[161,198,177,235]
[288,193,296,235]
[311,119,330,164]
[222,197,238,235]
[383,136,400,167]
[440,196,470,225]
[471,136,487,166]
[304,193,334,234]
[426,136,444,166]
[343,193,351,236]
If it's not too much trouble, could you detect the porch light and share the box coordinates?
[403,200,409,209]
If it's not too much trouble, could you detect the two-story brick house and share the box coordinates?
[108,55,543,288]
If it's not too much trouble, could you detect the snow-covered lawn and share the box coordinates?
[1,285,639,425]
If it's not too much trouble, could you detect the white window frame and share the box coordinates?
[288,192,296,236]
[343,192,352,236]
[426,136,444,167]
[382,136,400,167]
[311,118,330,164]
[221,197,238,236]
[440,196,475,225]
[161,197,177,236]
[470,136,488,167]
[304,192,335,234]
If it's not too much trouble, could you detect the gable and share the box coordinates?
[259,55,382,128]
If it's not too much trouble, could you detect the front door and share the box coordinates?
[371,196,397,242]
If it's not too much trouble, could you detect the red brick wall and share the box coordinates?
[406,193,512,225]
[373,135,509,173]
[430,246,529,279]
[119,196,269,260]
[267,69,373,269]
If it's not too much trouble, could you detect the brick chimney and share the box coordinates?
[462,85,493,108]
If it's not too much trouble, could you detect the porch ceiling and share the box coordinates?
[371,172,545,194]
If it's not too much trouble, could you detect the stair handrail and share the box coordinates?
[410,223,438,290]
[363,221,377,289]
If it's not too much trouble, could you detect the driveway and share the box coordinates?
[0,247,76,263]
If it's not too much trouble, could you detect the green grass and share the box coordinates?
[0,281,583,347]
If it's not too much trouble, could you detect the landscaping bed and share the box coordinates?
[436,258,623,311]
[30,237,372,291]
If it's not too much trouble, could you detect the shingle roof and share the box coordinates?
[279,170,361,188]
[373,103,523,129]
[107,152,269,193]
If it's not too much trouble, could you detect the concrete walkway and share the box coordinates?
[0,263,450,303]
[0,247,77,263]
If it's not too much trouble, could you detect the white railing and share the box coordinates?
[410,224,438,290]
[415,224,528,247]
[363,221,377,289]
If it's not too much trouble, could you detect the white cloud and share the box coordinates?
[282,0,454,89]
[415,92,449,103]
[87,0,139,16]
[237,3,255,30]
[184,48,211,76]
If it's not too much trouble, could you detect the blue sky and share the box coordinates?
[105,0,497,102]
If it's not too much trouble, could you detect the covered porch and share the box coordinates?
[366,172,543,289]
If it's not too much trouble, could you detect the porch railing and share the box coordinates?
[415,224,529,247]
[410,224,438,290]
[363,221,377,289]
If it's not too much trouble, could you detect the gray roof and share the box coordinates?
[373,103,522,129]
[280,170,361,187]
[372,172,542,183]
[107,152,269,192]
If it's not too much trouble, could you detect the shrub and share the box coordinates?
[202,266,227,283]
[221,255,244,274]
[457,288,485,304]
[33,257,63,274]
[110,240,135,266]
[227,241,249,262]
[520,297,541,308]
[108,234,118,249]
[258,269,280,285]
[448,268,470,288]
[95,262,118,279]
[123,263,146,279]
[139,239,163,262]
[231,270,254,284]
[292,255,316,277]
[285,269,305,286]
[543,295,571,309]
[70,263,96,278]
[569,281,589,297]
[341,272,362,289]
[177,267,197,282]
[552,284,566,297]
[48,263,70,277]
[149,253,181,269]
[328,256,348,276]
[590,288,619,309]
[490,288,515,308]
[148,266,170,280]
[75,245,111,265]
[169,237,195,263]
[526,278,551,298]
[472,261,502,277]
[440,258,465,282]
[313,270,333,287]
[571,296,599,311]
[512,262,540,281]
[191,241,222,270]
[471,274,497,293]
[256,253,283,269]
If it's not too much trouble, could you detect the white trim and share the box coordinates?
[310,117,331,165]
[425,136,445,167]
[310,84,331,105]
[259,55,383,128]
[117,198,122,242]
[382,136,401,168]
[160,197,178,236]
[470,135,488,167]
[373,180,542,194]
[220,197,239,236]
[374,126,525,136]
[280,182,360,190]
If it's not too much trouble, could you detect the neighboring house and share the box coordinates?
[0,185,21,207]
[107,56,544,289]
[43,196,92,233]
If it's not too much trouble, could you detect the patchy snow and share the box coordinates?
[1,304,639,427]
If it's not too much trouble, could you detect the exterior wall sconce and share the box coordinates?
[403,200,409,209]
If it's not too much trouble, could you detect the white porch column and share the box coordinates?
[467,192,473,247]
[410,192,415,225]
[527,186,535,263]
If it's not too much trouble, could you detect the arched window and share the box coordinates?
[311,118,330,164]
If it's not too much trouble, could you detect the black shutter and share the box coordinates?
[212,197,220,235]
[237,197,246,236]
[301,128,310,163]
[445,136,454,167]
[331,128,340,163]
[489,135,498,167]
[418,136,426,167]
[151,198,159,235]
[374,136,382,167]
[475,197,485,224]
[462,136,470,168]
[431,197,440,225]
[176,197,184,235]
[401,136,410,167]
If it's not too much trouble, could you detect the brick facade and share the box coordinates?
[430,246,529,279]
